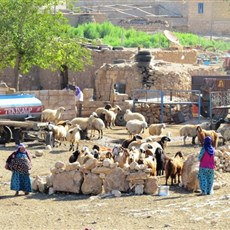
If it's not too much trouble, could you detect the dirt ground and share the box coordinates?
[0,123,230,230]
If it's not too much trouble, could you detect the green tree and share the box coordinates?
[0,0,91,90]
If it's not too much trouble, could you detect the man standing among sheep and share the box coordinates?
[197,136,215,195]
[75,86,84,117]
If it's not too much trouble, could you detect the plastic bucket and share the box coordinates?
[192,104,198,117]
[158,186,170,196]
[203,59,210,65]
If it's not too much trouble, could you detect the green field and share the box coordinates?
[68,22,230,51]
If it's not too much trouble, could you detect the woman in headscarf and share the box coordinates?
[197,136,215,195]
[5,143,32,196]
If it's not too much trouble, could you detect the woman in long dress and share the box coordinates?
[197,136,215,195]
[6,143,32,196]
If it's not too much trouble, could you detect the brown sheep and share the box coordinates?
[143,156,157,176]
[165,151,184,185]
[113,147,130,168]
[196,126,219,148]
[137,149,157,176]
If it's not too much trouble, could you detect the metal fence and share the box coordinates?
[132,89,201,123]
[209,91,230,122]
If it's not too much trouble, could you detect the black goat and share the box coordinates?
[214,118,226,130]
[122,134,142,148]
[155,147,165,176]
[69,150,81,163]
[92,145,100,152]
[157,136,171,149]
[91,145,100,159]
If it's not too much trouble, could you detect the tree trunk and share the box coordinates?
[60,64,69,89]
[14,54,22,91]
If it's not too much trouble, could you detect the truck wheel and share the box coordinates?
[12,128,23,145]
[115,111,126,126]
[0,126,12,144]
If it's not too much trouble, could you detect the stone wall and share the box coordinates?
[94,59,221,102]
[93,59,223,124]
[0,50,135,91]
[0,49,217,92]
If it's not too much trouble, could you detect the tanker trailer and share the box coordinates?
[0,94,51,145]
[0,93,43,121]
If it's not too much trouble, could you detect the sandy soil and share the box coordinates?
[0,124,230,230]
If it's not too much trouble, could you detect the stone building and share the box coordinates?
[72,0,230,36]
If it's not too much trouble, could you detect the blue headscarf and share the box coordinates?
[204,136,215,156]
[17,143,26,149]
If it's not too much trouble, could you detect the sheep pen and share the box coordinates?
[0,122,230,230]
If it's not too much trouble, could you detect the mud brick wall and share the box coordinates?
[153,49,197,64]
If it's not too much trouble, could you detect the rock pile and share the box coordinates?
[32,158,158,196]
[32,146,230,196]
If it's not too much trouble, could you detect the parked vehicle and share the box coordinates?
[0,94,52,145]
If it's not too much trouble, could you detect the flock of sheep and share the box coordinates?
[40,104,230,186]
[40,104,169,151]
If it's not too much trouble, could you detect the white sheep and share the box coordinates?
[109,105,122,113]
[124,109,146,122]
[217,123,230,145]
[87,114,105,139]
[95,107,107,117]
[126,119,148,138]
[101,106,121,128]
[41,106,66,124]
[66,124,82,151]
[139,141,163,155]
[70,112,98,130]
[148,123,166,136]
[179,121,211,145]
[48,120,71,147]
[95,105,121,116]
